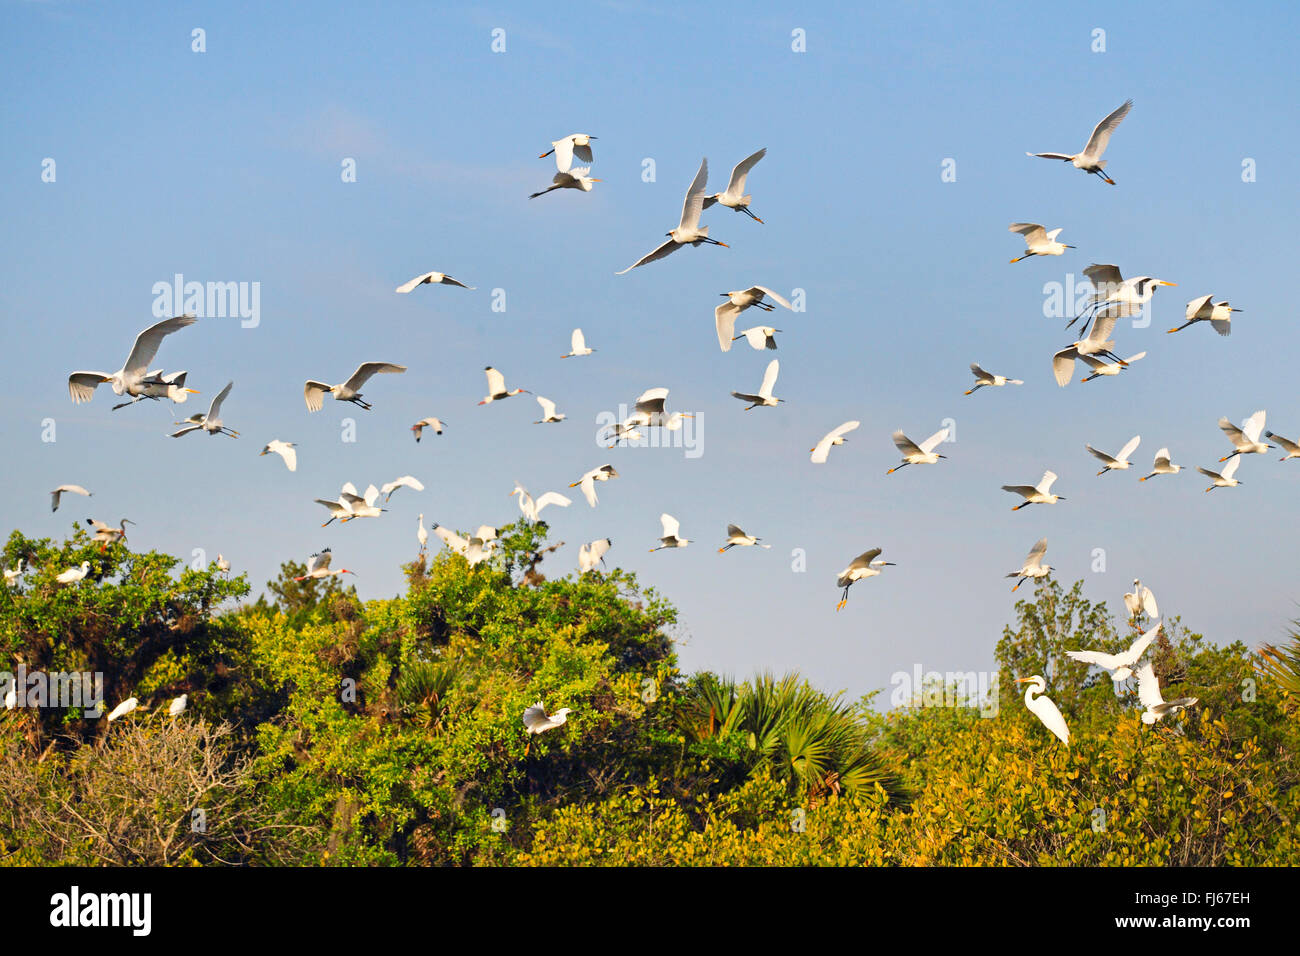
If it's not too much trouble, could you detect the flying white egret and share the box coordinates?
[1069,268,1177,334]
[578,538,612,573]
[522,700,573,754]
[50,484,92,512]
[617,158,727,274]
[170,380,239,438]
[1140,448,1181,481]
[1167,295,1240,336]
[530,165,600,199]
[478,366,529,404]
[1219,410,1271,460]
[731,359,782,409]
[86,518,133,548]
[702,147,767,221]
[510,482,572,523]
[381,475,424,502]
[1006,538,1051,591]
[561,329,595,358]
[430,523,471,556]
[887,427,950,474]
[1124,579,1159,619]
[417,513,429,554]
[113,369,200,410]
[68,314,197,405]
[719,524,770,552]
[56,561,91,585]
[569,464,619,508]
[835,548,894,611]
[466,526,499,566]
[168,694,188,717]
[1136,662,1199,724]
[540,133,596,172]
[1079,350,1146,382]
[604,422,645,446]
[1264,430,1300,461]
[1008,223,1074,262]
[1015,676,1070,744]
[1027,98,1132,185]
[315,497,354,527]
[965,363,1023,395]
[1087,434,1141,475]
[714,286,792,352]
[3,559,24,587]
[395,271,474,293]
[1068,622,1160,682]
[316,482,376,526]
[340,484,386,520]
[650,513,690,551]
[733,326,781,351]
[106,697,138,722]
[305,363,406,412]
[1053,312,1126,387]
[293,548,355,581]
[616,387,692,434]
[810,420,860,464]
[410,417,445,442]
[1196,456,1241,491]
[534,396,566,423]
[259,440,297,471]
[1003,471,1065,510]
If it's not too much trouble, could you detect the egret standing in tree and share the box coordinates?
[1015,676,1070,744]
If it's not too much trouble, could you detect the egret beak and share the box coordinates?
[590,178,602,182]
[1157,281,1177,286]
[1014,677,1033,684]
[185,388,200,394]
[717,242,729,248]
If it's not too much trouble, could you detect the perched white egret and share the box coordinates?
[1136,662,1199,724]
[68,314,198,405]
[1053,312,1126,387]
[395,271,474,293]
[410,417,445,442]
[719,524,770,552]
[835,548,895,611]
[530,165,599,199]
[1006,538,1051,591]
[1087,434,1141,475]
[965,363,1023,395]
[259,440,297,471]
[50,484,92,512]
[55,561,91,585]
[578,538,612,573]
[731,359,782,409]
[510,482,571,523]
[1140,448,1181,481]
[478,366,529,404]
[293,548,355,581]
[1264,430,1300,461]
[540,133,596,172]
[4,685,16,708]
[1015,676,1070,744]
[168,694,188,717]
[617,158,727,274]
[106,697,138,723]
[381,475,425,502]
[1124,579,1159,619]
[1168,295,1240,336]
[1067,622,1160,682]
[1197,456,1242,491]
[1079,350,1146,382]
[417,513,429,554]
[569,464,619,508]
[1027,98,1132,185]
[887,427,950,474]
[113,369,200,410]
[561,328,595,358]
[1219,410,1271,461]
[534,396,566,423]
[702,148,766,221]
[1003,471,1065,510]
[522,700,573,754]
[215,554,230,574]
[1008,223,1074,262]
[650,513,690,551]
[3,559,24,587]
[810,420,860,464]
[171,380,239,438]
[305,363,405,412]
[466,526,499,566]
[714,286,792,352]
[86,518,133,548]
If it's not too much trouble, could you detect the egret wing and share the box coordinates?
[678,157,709,230]
[345,363,405,391]
[122,315,197,378]
[758,359,779,398]
[726,148,765,195]
[1082,98,1133,160]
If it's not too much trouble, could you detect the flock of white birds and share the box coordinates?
[4,110,1277,745]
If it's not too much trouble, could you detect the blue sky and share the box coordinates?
[4,0,1299,703]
